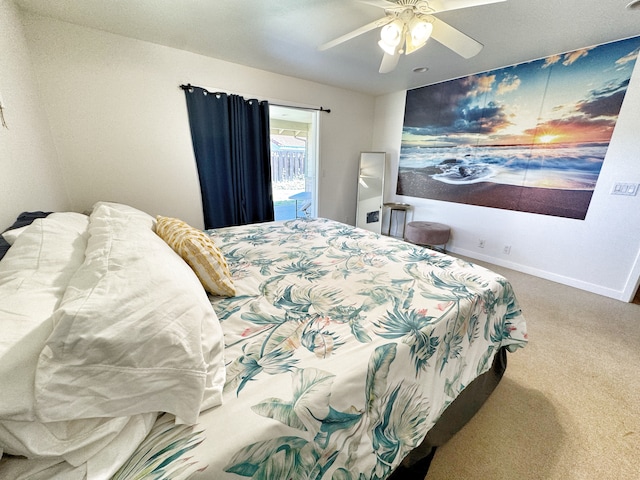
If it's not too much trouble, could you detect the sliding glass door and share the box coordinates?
[269,106,318,221]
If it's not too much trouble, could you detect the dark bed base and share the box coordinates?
[389,347,508,479]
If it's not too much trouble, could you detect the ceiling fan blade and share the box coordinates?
[427,0,506,14]
[379,52,400,73]
[318,16,392,51]
[357,0,397,9]
[360,0,507,14]
[430,17,483,58]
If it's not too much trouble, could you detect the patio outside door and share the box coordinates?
[269,106,318,221]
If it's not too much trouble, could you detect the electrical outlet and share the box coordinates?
[478,239,485,248]
[503,245,511,255]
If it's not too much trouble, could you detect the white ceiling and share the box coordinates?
[15,0,640,96]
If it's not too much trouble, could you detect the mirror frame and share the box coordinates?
[355,152,386,233]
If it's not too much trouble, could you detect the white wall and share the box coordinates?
[8,5,639,301]
[19,11,375,228]
[0,0,70,227]
[373,68,640,302]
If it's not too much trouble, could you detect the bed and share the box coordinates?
[0,202,527,479]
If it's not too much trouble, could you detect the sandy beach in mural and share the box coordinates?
[397,166,593,219]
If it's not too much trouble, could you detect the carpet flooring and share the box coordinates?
[422,258,640,480]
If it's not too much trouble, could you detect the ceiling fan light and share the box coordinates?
[405,16,433,54]
[410,18,433,44]
[378,20,404,55]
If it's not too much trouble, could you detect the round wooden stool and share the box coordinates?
[405,221,451,252]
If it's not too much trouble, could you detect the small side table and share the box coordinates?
[383,203,412,238]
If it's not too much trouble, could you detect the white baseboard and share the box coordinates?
[449,247,629,302]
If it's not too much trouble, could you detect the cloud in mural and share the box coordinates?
[542,48,592,68]
[524,115,617,145]
[542,54,562,68]
[562,49,590,66]
[497,74,521,95]
[454,101,512,134]
[403,76,513,136]
[577,79,630,118]
[471,75,496,94]
[529,77,631,144]
[402,79,471,127]
[616,49,639,66]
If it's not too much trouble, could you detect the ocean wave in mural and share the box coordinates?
[398,35,640,219]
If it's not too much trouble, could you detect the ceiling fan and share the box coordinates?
[318,0,506,73]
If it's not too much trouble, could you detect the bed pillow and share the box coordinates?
[155,215,236,297]
[0,212,89,421]
[34,202,226,425]
[0,211,52,260]
[0,211,159,469]
[1,225,28,245]
[6,211,53,230]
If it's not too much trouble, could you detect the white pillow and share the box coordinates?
[34,202,225,425]
[0,212,154,467]
[1,225,28,245]
[0,212,89,421]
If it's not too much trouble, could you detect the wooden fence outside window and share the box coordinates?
[271,150,305,183]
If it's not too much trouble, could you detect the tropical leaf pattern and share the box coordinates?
[111,413,207,480]
[115,218,527,480]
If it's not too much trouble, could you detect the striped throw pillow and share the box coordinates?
[155,215,236,297]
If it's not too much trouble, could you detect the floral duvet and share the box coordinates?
[114,217,528,480]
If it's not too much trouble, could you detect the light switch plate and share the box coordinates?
[611,182,639,196]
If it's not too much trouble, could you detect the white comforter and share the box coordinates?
[0,202,226,479]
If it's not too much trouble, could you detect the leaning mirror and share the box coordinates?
[355,152,385,233]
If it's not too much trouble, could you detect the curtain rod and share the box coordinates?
[271,102,331,114]
[180,84,330,114]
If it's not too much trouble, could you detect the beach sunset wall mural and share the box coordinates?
[397,36,640,220]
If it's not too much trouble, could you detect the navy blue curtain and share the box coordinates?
[183,86,274,229]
